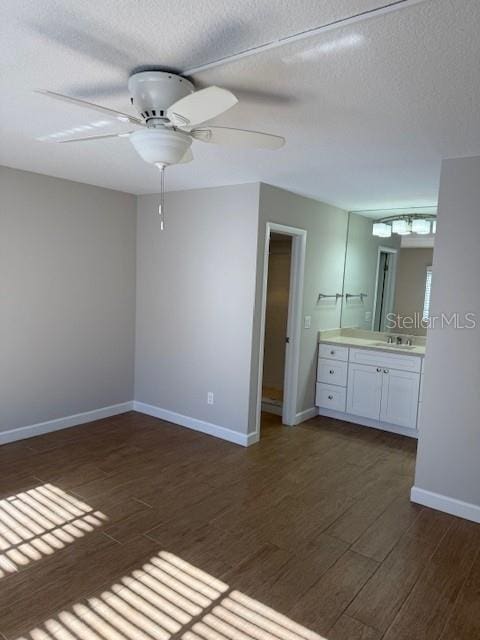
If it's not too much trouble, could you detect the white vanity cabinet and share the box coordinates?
[316,343,423,436]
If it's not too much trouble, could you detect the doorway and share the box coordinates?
[261,233,292,415]
[255,223,307,437]
[373,246,398,331]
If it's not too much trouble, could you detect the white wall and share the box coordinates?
[135,184,260,439]
[413,156,480,522]
[0,166,137,434]
[250,184,348,423]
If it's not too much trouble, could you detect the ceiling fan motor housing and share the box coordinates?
[128,71,195,119]
[129,129,192,166]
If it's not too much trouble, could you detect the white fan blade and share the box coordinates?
[191,126,285,150]
[177,148,194,164]
[167,86,237,127]
[54,132,133,143]
[35,90,144,125]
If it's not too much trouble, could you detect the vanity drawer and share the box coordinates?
[317,358,348,386]
[349,348,421,373]
[319,343,349,362]
[316,383,346,412]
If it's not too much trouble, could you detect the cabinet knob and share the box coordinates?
[329,370,334,374]
[376,367,382,372]
[330,350,335,355]
[328,395,333,400]
[383,369,389,374]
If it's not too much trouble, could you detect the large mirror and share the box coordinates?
[341,211,435,335]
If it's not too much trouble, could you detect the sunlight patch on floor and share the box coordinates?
[0,483,107,576]
[16,551,326,640]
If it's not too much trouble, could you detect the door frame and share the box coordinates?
[255,222,307,435]
[372,246,398,331]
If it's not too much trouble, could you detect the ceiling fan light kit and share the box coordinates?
[129,129,192,167]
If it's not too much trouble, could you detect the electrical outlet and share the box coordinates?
[207,392,214,405]
[304,315,312,329]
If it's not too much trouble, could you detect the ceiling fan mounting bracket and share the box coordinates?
[128,71,195,122]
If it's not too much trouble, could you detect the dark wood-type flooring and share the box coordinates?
[0,411,479,640]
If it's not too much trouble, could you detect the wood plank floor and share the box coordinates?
[0,411,479,640]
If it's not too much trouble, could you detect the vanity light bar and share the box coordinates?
[372,214,436,238]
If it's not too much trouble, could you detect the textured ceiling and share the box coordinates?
[2,0,480,210]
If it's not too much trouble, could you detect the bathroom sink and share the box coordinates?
[373,342,415,350]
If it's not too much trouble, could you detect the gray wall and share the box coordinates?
[0,166,136,432]
[135,184,260,436]
[414,156,480,510]
[250,184,349,423]
[394,247,433,335]
[341,212,400,329]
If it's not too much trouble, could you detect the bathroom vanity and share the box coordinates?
[315,331,425,437]
[298,209,432,436]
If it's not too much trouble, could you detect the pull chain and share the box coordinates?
[158,164,166,231]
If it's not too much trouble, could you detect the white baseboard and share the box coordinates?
[246,431,260,446]
[294,407,318,425]
[133,401,255,447]
[0,402,134,446]
[317,407,418,439]
[261,401,282,416]
[410,487,480,524]
[260,404,318,424]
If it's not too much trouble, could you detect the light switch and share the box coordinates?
[304,315,312,329]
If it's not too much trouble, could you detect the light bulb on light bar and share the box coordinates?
[392,219,411,235]
[411,218,430,234]
[372,222,391,237]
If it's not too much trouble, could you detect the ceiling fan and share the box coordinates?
[36,70,285,229]
[35,70,285,169]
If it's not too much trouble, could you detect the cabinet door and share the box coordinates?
[346,363,382,420]
[380,369,420,429]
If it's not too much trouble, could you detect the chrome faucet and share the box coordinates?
[396,336,402,345]
[406,337,413,346]
[387,335,394,344]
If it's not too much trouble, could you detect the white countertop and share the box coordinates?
[320,334,425,357]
